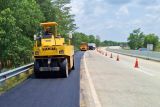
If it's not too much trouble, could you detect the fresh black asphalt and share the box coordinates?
[0,51,84,107]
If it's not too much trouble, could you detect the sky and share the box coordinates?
[70,0,160,42]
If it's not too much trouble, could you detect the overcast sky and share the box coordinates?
[70,0,160,42]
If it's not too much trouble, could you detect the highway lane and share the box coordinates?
[0,51,84,107]
[84,50,160,107]
[106,48,160,61]
[104,49,160,77]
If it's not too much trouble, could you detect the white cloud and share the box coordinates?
[145,14,158,20]
[116,5,129,16]
[70,0,85,15]
[130,19,142,26]
[106,25,113,29]
[93,5,108,16]
[70,0,160,41]
[106,0,132,5]
[95,0,103,2]
[146,5,160,13]
[145,5,160,23]
[137,0,158,6]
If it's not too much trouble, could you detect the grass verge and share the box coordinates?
[0,68,33,94]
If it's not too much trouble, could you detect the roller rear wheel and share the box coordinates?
[61,59,69,78]
[34,61,41,78]
[72,57,75,70]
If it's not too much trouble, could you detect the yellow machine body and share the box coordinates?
[33,22,74,78]
[41,38,64,47]
[80,42,88,51]
[34,45,74,57]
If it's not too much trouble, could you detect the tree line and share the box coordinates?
[100,40,127,47]
[0,0,77,69]
[72,32,101,50]
[128,28,160,51]
[96,28,160,51]
[0,0,101,70]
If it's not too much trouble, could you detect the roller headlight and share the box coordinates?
[35,51,39,55]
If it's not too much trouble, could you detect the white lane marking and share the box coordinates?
[96,49,155,77]
[84,53,102,107]
[115,57,155,77]
[134,68,154,77]
[118,59,155,77]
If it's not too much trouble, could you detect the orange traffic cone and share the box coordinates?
[116,55,119,61]
[103,52,105,55]
[105,52,107,56]
[134,58,139,68]
[102,52,104,55]
[110,53,113,58]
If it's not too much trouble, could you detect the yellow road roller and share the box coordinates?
[80,42,88,51]
[33,22,74,78]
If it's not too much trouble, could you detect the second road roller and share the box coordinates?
[33,22,74,78]
[80,42,88,51]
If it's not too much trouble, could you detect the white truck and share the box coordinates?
[88,43,96,50]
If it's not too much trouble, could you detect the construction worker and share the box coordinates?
[44,27,52,38]
[56,33,62,38]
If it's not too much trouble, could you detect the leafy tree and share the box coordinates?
[53,0,77,36]
[144,34,159,50]
[0,0,77,69]
[95,36,101,47]
[127,28,145,49]
[72,32,88,49]
[36,0,55,21]
[88,35,96,43]
[72,32,102,50]
[0,8,21,67]
[100,40,127,46]
[155,42,160,51]
[36,0,77,37]
[0,0,44,68]
[12,0,45,38]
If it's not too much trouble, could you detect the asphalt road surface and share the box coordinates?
[84,50,160,107]
[0,51,84,107]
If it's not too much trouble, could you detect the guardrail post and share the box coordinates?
[4,76,7,91]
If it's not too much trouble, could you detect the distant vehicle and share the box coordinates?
[138,48,148,51]
[88,43,96,50]
[80,42,88,51]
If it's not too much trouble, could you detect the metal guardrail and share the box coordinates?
[106,48,160,62]
[0,63,34,82]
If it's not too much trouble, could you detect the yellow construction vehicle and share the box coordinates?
[80,42,88,51]
[33,22,74,78]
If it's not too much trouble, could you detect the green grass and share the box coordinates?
[0,69,33,94]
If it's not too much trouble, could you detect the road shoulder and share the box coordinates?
[80,52,101,107]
